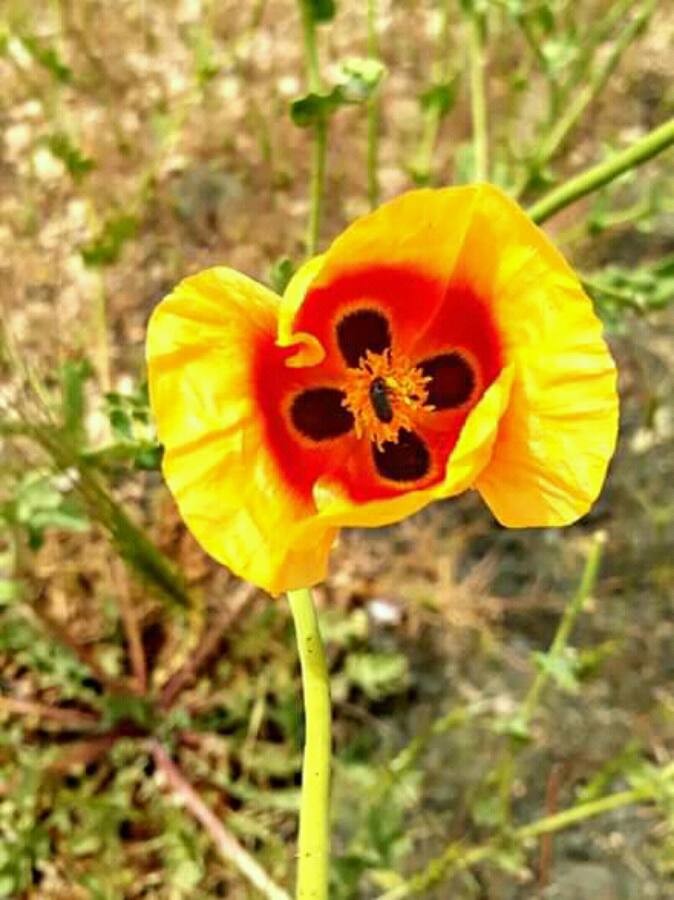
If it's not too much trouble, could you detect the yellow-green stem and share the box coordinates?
[498,533,605,825]
[468,9,488,181]
[288,588,331,900]
[366,0,380,208]
[410,0,451,185]
[521,534,605,724]
[528,116,674,224]
[307,119,327,256]
[515,0,656,198]
[377,762,674,900]
[298,1,326,255]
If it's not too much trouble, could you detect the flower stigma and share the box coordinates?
[342,349,431,449]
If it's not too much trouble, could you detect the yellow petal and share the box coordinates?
[460,187,619,525]
[147,267,337,595]
[312,186,482,288]
[277,255,327,367]
[276,187,484,350]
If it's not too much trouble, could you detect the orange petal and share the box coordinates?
[146,267,336,595]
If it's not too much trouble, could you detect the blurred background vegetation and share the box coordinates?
[0,0,673,897]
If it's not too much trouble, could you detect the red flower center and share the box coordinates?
[253,265,504,503]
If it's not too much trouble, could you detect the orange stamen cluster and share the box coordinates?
[342,349,431,449]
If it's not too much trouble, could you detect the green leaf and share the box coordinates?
[187,25,219,86]
[541,37,577,74]
[100,694,155,730]
[29,501,89,537]
[11,474,88,548]
[60,358,92,445]
[290,59,384,127]
[269,256,296,294]
[20,35,72,82]
[533,648,580,693]
[81,214,137,267]
[173,859,203,890]
[45,133,94,181]
[0,579,22,606]
[345,652,409,700]
[95,385,161,471]
[290,90,342,127]
[335,57,385,103]
[471,790,503,828]
[492,842,526,875]
[420,78,458,118]
[492,713,531,743]
[307,0,336,23]
[0,874,16,897]
[133,443,163,471]
[109,408,133,441]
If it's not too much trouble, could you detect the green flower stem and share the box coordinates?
[377,762,674,900]
[288,588,331,900]
[307,119,327,256]
[515,0,656,198]
[520,534,605,725]
[497,534,605,826]
[528,116,674,225]
[468,8,488,181]
[298,1,326,255]
[410,0,451,185]
[366,0,380,208]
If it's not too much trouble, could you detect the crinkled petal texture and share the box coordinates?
[147,184,618,595]
[147,268,338,594]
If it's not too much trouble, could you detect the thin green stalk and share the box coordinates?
[27,420,192,612]
[468,8,488,181]
[93,269,111,392]
[561,0,640,109]
[528,116,674,224]
[520,534,605,724]
[288,588,331,900]
[496,534,605,825]
[377,763,674,900]
[366,0,380,208]
[298,1,326,255]
[410,0,451,185]
[307,118,327,256]
[516,0,656,198]
[0,326,192,613]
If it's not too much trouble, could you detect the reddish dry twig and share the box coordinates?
[159,582,256,709]
[538,762,564,888]
[150,741,290,900]
[0,695,99,729]
[113,560,148,694]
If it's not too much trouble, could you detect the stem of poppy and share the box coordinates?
[528,116,674,224]
[467,7,488,182]
[366,0,380,209]
[287,587,331,900]
[298,1,326,256]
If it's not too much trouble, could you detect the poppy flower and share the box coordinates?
[146,184,618,595]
